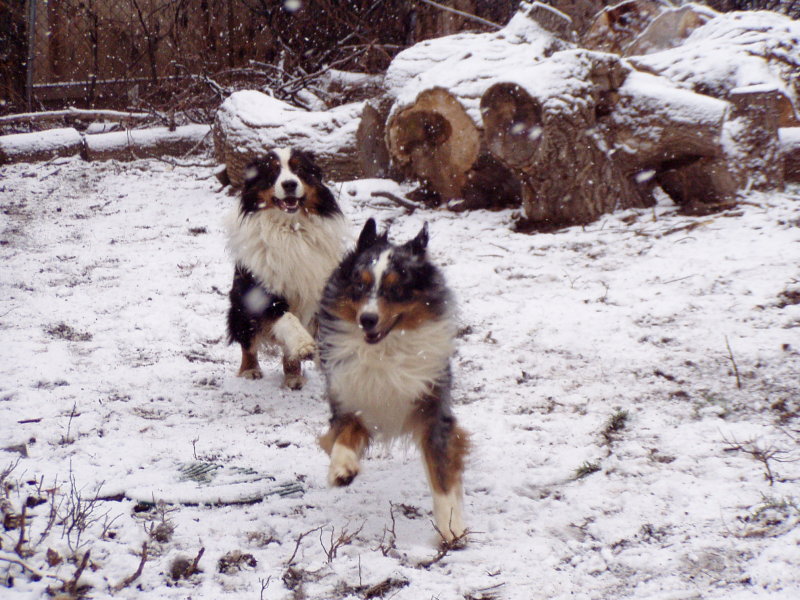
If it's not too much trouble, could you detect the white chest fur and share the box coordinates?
[226,209,349,328]
[322,317,456,439]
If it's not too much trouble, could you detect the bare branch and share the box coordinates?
[286,525,324,566]
[371,191,420,212]
[0,551,66,583]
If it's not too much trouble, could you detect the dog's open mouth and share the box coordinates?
[363,315,401,345]
[275,196,303,213]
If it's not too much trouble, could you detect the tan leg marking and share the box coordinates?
[237,344,263,379]
[418,423,469,543]
[325,416,370,487]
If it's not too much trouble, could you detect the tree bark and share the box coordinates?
[781,127,800,183]
[481,50,652,228]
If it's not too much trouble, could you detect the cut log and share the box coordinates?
[213,90,363,187]
[381,10,569,208]
[83,125,211,162]
[481,50,652,227]
[582,0,670,55]
[781,127,800,183]
[525,2,575,41]
[541,0,615,37]
[628,10,800,126]
[0,128,83,164]
[726,85,785,191]
[654,85,786,209]
[355,96,395,179]
[623,4,717,56]
[609,71,728,171]
[386,87,480,201]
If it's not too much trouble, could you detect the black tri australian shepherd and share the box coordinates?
[225,148,348,389]
[317,218,469,543]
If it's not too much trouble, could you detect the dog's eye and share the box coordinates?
[381,284,408,303]
[351,271,372,297]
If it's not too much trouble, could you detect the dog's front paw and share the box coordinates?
[328,444,360,487]
[293,338,316,362]
[283,372,306,390]
[238,367,263,379]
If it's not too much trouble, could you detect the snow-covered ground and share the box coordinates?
[1,156,799,599]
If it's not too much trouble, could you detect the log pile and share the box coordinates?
[210,2,800,228]
[369,2,800,226]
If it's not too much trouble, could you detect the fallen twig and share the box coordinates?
[0,551,65,583]
[64,550,91,597]
[417,522,469,569]
[112,542,148,592]
[371,191,420,212]
[724,335,742,389]
[286,525,324,565]
[187,546,204,577]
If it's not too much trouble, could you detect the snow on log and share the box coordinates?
[781,128,800,182]
[0,128,83,164]
[610,70,728,170]
[582,0,670,55]
[623,4,717,56]
[628,10,800,126]
[213,90,363,187]
[481,49,652,227]
[381,10,568,206]
[83,125,211,162]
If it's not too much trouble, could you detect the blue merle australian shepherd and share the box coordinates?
[225,148,348,389]
[317,218,469,542]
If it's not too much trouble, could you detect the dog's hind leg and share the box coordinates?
[228,264,288,379]
[320,414,370,487]
[415,412,470,544]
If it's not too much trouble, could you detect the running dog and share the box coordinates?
[225,148,348,389]
[317,218,468,542]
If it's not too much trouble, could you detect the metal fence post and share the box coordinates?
[25,0,36,112]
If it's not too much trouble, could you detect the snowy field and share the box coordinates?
[1,156,799,599]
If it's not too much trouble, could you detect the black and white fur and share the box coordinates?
[317,218,469,543]
[226,148,348,389]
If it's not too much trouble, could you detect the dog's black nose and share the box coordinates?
[282,180,298,194]
[359,313,379,331]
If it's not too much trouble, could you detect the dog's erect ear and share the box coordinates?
[405,222,429,256]
[357,218,379,252]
